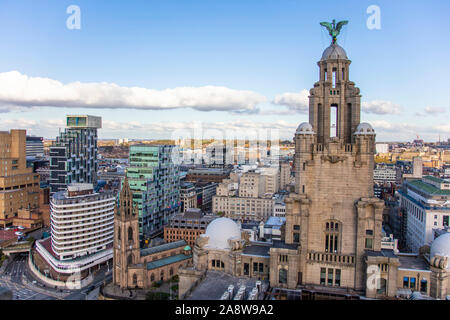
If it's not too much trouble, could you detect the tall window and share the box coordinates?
[293,225,300,243]
[132,274,137,285]
[324,221,340,253]
[365,229,374,249]
[335,269,341,287]
[128,226,133,243]
[279,268,287,284]
[420,279,427,293]
[118,226,121,241]
[320,268,326,285]
[330,105,338,138]
[332,68,337,88]
[327,269,333,286]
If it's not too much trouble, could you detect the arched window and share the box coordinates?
[150,273,155,282]
[128,226,133,243]
[132,274,137,285]
[160,270,164,281]
[128,254,133,265]
[279,268,287,284]
[324,220,341,253]
[169,267,174,276]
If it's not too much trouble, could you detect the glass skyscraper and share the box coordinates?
[127,144,181,241]
[49,115,101,195]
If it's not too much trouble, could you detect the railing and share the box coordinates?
[307,251,355,266]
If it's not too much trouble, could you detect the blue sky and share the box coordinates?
[0,0,449,141]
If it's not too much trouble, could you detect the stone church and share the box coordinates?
[113,177,192,289]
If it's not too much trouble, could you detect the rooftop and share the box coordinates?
[397,254,430,271]
[271,240,298,250]
[140,240,187,257]
[407,179,450,196]
[242,242,271,257]
[186,270,268,300]
[146,253,192,270]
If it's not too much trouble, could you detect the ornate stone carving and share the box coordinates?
[321,155,347,163]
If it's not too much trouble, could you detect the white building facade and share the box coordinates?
[398,176,450,253]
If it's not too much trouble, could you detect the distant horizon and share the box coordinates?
[0,1,449,142]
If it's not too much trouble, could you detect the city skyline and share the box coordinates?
[0,0,449,141]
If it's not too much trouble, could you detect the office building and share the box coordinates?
[0,129,40,227]
[49,115,101,195]
[127,144,180,239]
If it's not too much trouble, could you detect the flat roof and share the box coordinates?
[242,242,271,257]
[186,270,268,300]
[408,180,450,196]
[397,254,430,271]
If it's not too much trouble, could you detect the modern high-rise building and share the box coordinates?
[26,136,44,158]
[31,183,115,280]
[49,115,101,195]
[0,129,40,227]
[127,144,181,240]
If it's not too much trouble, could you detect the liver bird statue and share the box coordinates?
[320,19,348,44]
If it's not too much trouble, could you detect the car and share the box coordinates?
[15,231,24,236]
[17,226,25,230]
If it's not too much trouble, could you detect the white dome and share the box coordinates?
[354,122,376,135]
[321,43,348,60]
[202,217,241,250]
[430,233,450,269]
[296,122,315,135]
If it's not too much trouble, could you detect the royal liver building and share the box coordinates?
[269,21,386,294]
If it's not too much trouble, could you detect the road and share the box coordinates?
[0,252,113,300]
[0,254,55,300]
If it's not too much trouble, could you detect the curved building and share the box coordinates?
[32,183,115,280]
[50,183,115,260]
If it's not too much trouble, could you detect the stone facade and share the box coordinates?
[269,42,391,295]
[113,177,192,289]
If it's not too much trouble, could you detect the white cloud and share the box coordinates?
[272,90,309,114]
[361,100,402,115]
[0,71,267,113]
[424,106,447,115]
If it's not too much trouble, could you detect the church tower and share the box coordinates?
[113,176,140,289]
[270,21,386,294]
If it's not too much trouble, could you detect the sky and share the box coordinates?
[0,0,449,141]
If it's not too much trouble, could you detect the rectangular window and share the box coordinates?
[327,269,333,286]
[325,235,329,252]
[410,277,416,289]
[259,263,264,273]
[444,216,449,227]
[365,238,373,249]
[293,232,300,243]
[330,106,337,137]
[253,262,258,272]
[403,277,409,288]
[320,268,326,285]
[420,280,427,293]
[335,269,341,287]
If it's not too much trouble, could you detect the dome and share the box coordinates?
[321,43,348,60]
[430,233,450,268]
[296,122,315,135]
[354,122,376,135]
[202,217,241,250]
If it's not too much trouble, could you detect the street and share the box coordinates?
[0,252,112,300]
